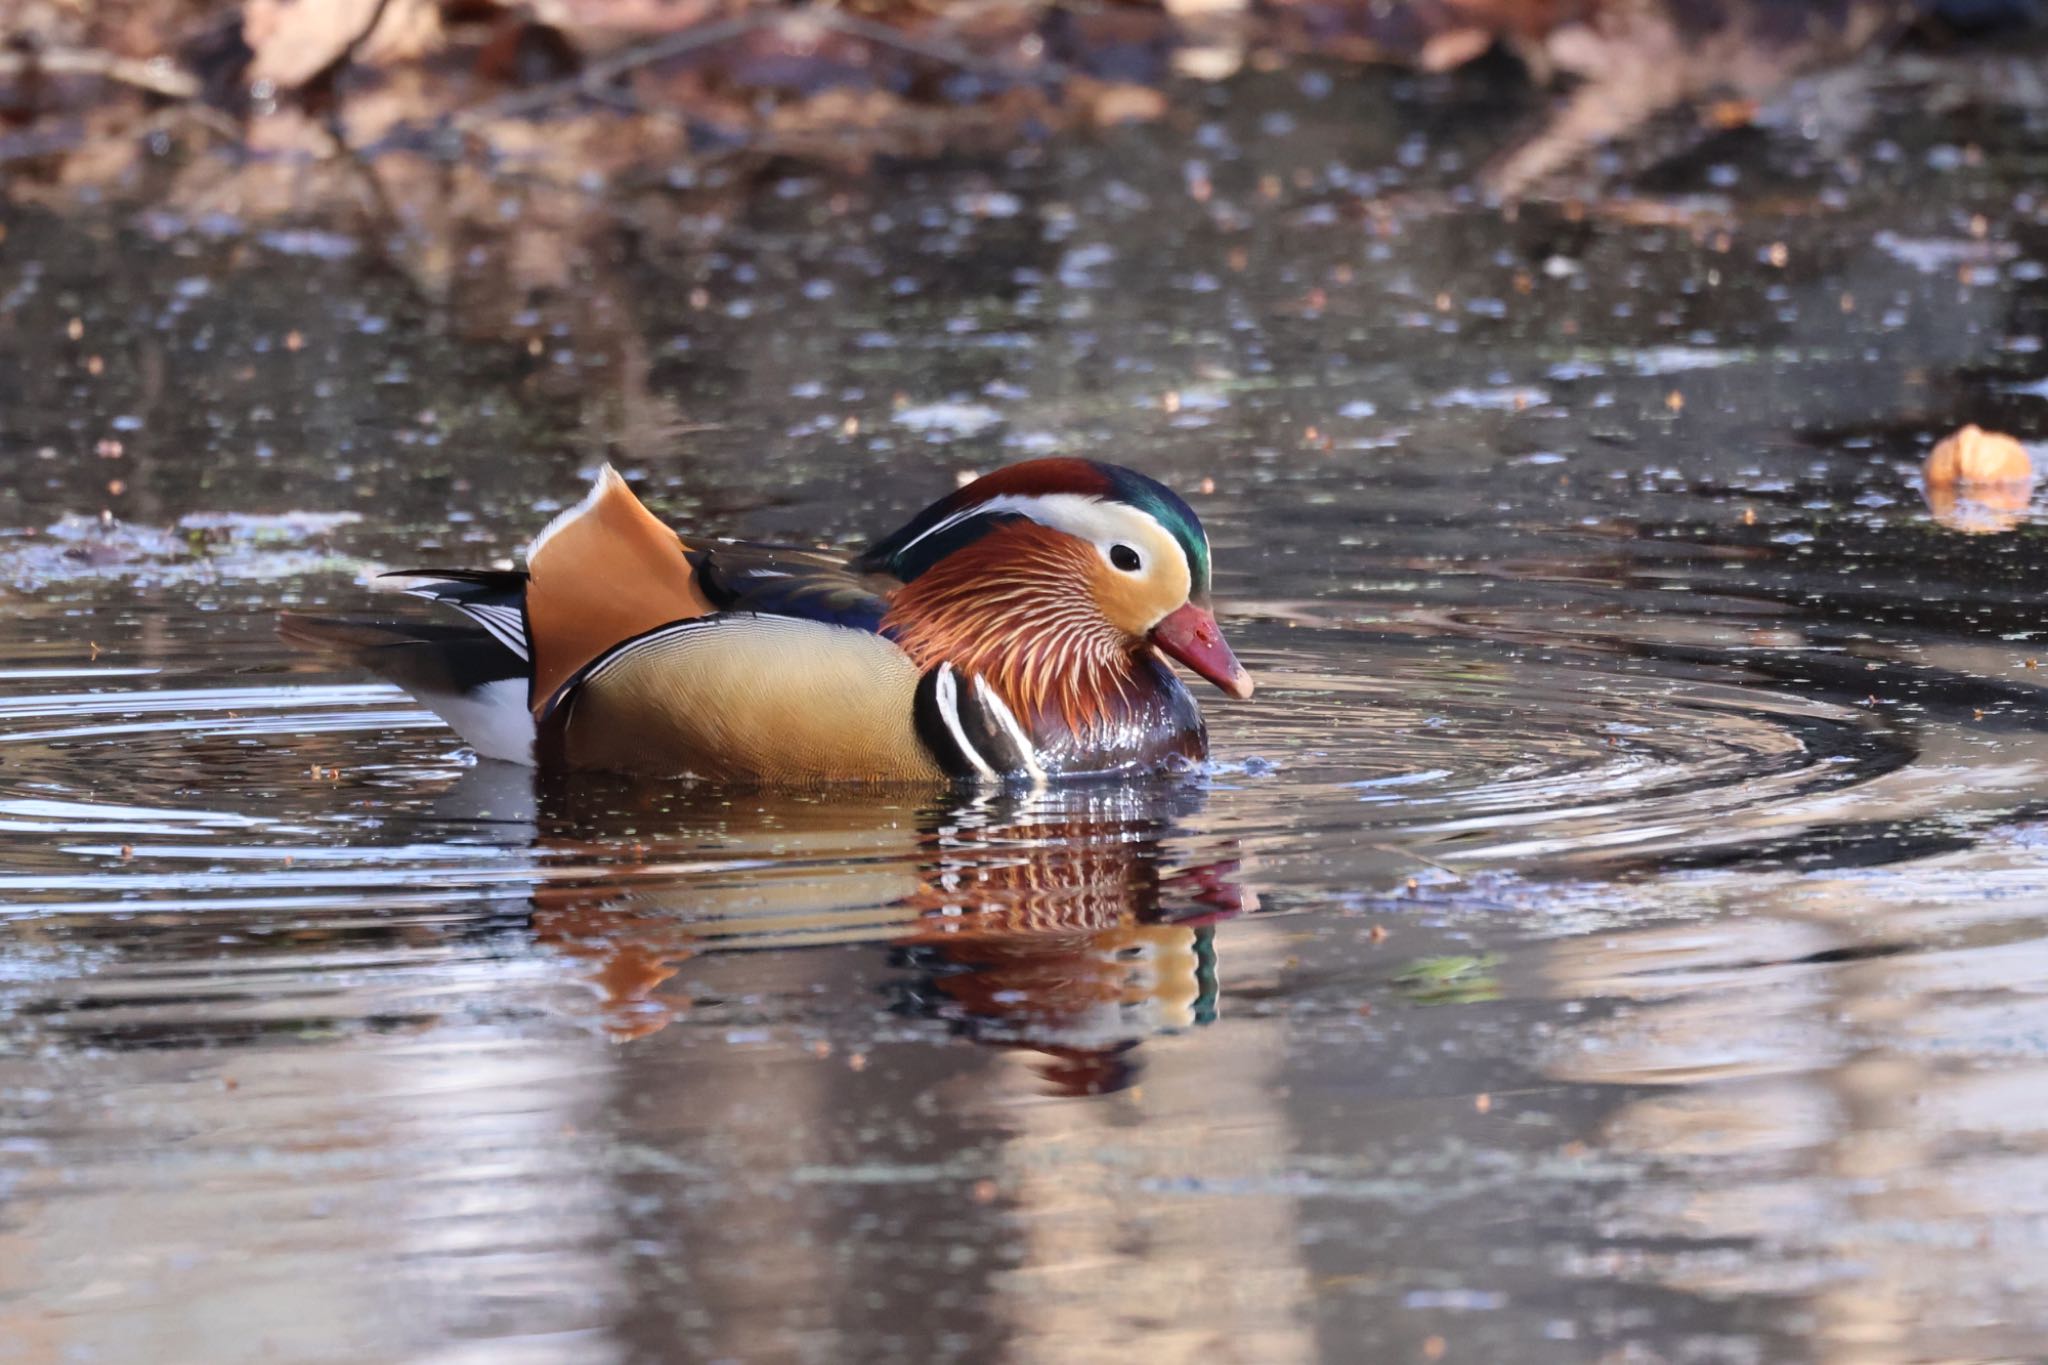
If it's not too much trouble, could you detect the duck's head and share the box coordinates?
[863,458,1254,702]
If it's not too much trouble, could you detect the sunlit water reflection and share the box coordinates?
[8,47,2048,1365]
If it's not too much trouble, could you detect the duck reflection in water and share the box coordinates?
[517,778,1255,1096]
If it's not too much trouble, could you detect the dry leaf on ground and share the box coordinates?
[243,0,445,89]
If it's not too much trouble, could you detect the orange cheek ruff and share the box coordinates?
[1088,557,1174,638]
[881,522,1138,735]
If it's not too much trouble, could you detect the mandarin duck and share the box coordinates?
[283,458,1253,782]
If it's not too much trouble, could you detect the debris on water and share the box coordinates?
[1874,231,2021,275]
[1922,425,2035,534]
[1392,954,1502,1006]
[1925,424,2033,487]
[177,511,365,542]
[35,513,185,566]
[1431,386,1550,412]
[0,511,368,588]
[895,401,1004,437]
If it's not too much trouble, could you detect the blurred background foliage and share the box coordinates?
[3,0,2043,200]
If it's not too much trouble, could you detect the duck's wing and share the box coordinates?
[380,568,531,659]
[289,466,711,763]
[372,532,886,668]
[690,540,896,633]
[381,467,720,710]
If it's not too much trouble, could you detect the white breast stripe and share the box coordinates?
[972,674,1046,783]
[577,615,733,687]
[935,664,996,779]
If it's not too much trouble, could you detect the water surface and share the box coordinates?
[6,52,2048,1363]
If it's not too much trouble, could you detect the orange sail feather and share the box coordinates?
[524,466,715,710]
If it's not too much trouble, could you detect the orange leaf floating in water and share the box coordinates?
[1926,424,2033,486]
[1924,424,2035,534]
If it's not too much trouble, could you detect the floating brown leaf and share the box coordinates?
[1925,423,2034,487]
[1923,425,2035,534]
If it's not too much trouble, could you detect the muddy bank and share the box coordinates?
[6,0,2044,209]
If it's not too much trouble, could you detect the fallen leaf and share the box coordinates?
[1926,423,2033,486]
[1076,78,1168,127]
[243,0,444,90]
[1419,26,1494,72]
[1924,427,2035,534]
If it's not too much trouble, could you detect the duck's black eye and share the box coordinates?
[1110,544,1142,572]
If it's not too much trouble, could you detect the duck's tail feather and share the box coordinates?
[378,569,532,661]
[278,612,537,766]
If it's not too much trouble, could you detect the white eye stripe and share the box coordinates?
[893,492,1103,557]
[897,492,1182,571]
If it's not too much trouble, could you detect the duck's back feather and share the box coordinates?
[690,541,894,632]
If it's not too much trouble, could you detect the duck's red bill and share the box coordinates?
[1151,602,1255,700]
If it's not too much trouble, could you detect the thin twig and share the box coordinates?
[1366,843,1467,883]
[459,13,764,125]
[804,8,1065,82]
[460,3,1060,127]
[0,49,200,100]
